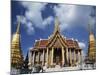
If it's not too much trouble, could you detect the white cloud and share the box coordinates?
[17,2,95,35]
[53,4,95,32]
[16,15,35,35]
[26,22,35,35]
[59,23,69,32]
[21,2,47,29]
[18,2,55,35]
[16,16,27,25]
[20,16,27,24]
[19,2,55,35]
[42,16,54,27]
[78,42,86,49]
[54,4,77,31]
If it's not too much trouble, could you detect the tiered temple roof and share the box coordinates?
[33,39,79,49]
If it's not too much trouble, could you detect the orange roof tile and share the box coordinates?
[34,39,48,48]
[66,40,75,48]
[34,39,79,49]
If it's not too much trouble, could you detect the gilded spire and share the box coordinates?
[16,16,21,34]
[88,16,96,63]
[88,16,95,42]
[54,17,60,32]
[88,16,92,34]
[11,15,23,69]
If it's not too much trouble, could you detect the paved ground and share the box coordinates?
[44,64,96,72]
[10,64,96,74]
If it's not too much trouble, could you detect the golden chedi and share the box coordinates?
[11,17,23,69]
[88,32,96,63]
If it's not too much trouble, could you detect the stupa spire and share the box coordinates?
[11,15,23,69]
[54,16,60,33]
[16,16,21,34]
[88,16,93,34]
[87,16,96,63]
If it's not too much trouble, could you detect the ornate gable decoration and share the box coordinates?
[47,17,67,48]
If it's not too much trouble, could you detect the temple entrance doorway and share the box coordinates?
[54,48,62,66]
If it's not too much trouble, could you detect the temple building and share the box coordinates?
[29,18,82,69]
[11,17,23,69]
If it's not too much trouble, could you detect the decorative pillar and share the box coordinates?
[74,50,76,65]
[70,48,72,66]
[78,50,80,64]
[32,51,35,66]
[46,48,49,67]
[38,51,40,64]
[80,50,82,62]
[51,47,54,66]
[66,48,68,64]
[28,51,32,69]
[80,50,82,65]
[62,47,65,66]
[42,49,45,66]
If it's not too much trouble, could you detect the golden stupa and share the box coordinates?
[88,20,96,63]
[88,32,96,63]
[11,16,23,69]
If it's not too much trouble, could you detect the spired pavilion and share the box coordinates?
[29,18,82,69]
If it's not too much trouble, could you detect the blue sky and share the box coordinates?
[11,1,96,58]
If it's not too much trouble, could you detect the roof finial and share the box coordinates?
[88,16,93,35]
[54,16,60,32]
[16,16,21,34]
